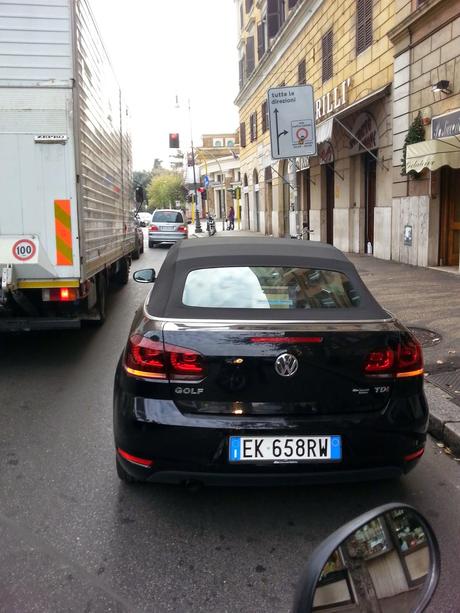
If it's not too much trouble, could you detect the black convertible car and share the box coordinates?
[113,238,427,486]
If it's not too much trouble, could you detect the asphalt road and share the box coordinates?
[0,238,459,613]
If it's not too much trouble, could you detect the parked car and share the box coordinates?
[137,212,152,227]
[132,217,144,260]
[113,238,427,485]
[148,209,188,247]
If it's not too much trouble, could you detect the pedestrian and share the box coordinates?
[227,206,235,230]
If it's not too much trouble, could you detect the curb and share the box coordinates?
[425,382,460,456]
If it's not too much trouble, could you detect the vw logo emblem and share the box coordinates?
[274,353,299,377]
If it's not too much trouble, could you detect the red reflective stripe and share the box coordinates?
[250,337,323,344]
[404,448,425,462]
[117,448,154,467]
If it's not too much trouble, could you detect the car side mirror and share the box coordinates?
[292,503,440,613]
[133,269,156,284]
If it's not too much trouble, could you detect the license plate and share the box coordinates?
[228,435,342,463]
[159,225,172,231]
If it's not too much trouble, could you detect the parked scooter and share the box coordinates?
[206,213,217,237]
[292,503,440,613]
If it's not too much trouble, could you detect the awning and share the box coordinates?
[406,136,460,172]
[315,117,334,144]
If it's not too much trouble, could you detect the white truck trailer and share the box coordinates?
[0,0,138,330]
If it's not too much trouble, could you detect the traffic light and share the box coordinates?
[135,186,145,203]
[198,187,207,200]
[169,133,180,148]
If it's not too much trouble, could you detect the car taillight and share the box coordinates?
[124,335,204,381]
[363,339,423,378]
[395,339,423,378]
[178,225,188,233]
[168,344,204,377]
[150,224,159,231]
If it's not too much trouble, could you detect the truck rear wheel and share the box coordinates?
[114,257,130,285]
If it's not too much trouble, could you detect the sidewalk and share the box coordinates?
[191,229,460,455]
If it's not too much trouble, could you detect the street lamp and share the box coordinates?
[188,99,202,233]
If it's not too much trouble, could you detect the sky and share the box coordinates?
[90,0,240,171]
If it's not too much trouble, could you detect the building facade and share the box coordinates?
[196,133,240,220]
[235,0,396,256]
[389,0,460,270]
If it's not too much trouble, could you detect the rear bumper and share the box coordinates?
[148,232,188,243]
[113,391,429,485]
[0,317,81,331]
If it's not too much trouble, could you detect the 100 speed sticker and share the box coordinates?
[11,239,37,262]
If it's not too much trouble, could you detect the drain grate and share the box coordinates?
[427,369,460,406]
[407,326,442,348]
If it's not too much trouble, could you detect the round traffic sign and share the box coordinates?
[296,127,309,143]
[12,239,36,262]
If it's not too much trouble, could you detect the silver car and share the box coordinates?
[148,209,188,247]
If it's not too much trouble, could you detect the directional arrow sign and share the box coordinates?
[268,85,316,159]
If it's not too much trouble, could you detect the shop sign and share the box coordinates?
[318,142,334,165]
[315,78,351,121]
[349,112,379,155]
[404,225,412,247]
[432,110,460,139]
[296,157,310,172]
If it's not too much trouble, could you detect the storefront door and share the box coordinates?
[439,167,460,266]
[298,168,311,234]
[364,152,376,252]
[326,164,334,244]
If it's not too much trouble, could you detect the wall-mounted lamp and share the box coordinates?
[432,80,452,94]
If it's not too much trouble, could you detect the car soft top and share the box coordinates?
[147,238,390,321]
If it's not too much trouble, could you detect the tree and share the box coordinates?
[147,172,186,209]
[401,112,425,178]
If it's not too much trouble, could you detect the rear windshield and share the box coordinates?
[182,266,360,309]
[152,210,183,223]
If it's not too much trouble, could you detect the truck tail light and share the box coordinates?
[42,287,78,302]
[149,224,159,232]
[124,335,204,381]
[363,339,423,378]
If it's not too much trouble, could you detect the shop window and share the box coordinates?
[261,100,268,133]
[246,36,255,77]
[250,112,258,142]
[356,0,372,55]
[322,30,333,83]
[240,122,247,148]
[298,58,306,85]
[257,20,266,60]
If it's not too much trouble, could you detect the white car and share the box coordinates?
[137,212,152,227]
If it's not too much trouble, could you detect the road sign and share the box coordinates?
[267,85,316,159]
[203,175,209,188]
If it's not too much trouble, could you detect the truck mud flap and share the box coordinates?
[0,318,81,332]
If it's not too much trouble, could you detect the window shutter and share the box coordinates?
[246,36,255,77]
[267,0,281,38]
[261,101,268,133]
[245,0,253,12]
[356,0,372,54]
[239,56,244,89]
[322,30,333,83]
[250,112,257,141]
[240,122,246,148]
[257,21,266,60]
[298,58,306,85]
